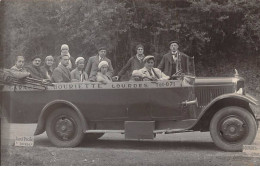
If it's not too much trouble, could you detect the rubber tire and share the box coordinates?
[210,106,257,152]
[46,107,84,147]
[83,133,104,141]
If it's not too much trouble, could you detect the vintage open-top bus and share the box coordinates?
[1,57,259,151]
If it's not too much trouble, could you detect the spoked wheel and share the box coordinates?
[46,107,84,147]
[210,106,257,151]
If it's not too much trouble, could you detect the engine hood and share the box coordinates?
[195,77,244,86]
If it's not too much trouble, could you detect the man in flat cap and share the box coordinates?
[85,46,114,82]
[158,41,189,77]
[116,44,145,81]
[132,55,169,81]
[25,56,45,79]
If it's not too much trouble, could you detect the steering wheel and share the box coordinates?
[170,69,183,80]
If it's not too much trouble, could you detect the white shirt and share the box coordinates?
[136,54,144,62]
[100,55,107,62]
[172,51,178,62]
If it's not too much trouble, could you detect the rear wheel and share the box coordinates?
[46,107,84,147]
[210,106,257,151]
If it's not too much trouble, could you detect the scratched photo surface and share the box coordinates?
[1,0,260,166]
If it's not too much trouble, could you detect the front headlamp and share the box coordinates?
[236,88,244,95]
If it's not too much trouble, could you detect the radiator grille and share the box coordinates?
[195,85,235,108]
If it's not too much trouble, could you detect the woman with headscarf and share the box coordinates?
[40,55,54,80]
[96,61,112,84]
[70,57,88,82]
[132,55,169,81]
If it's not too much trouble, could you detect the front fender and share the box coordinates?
[200,93,258,119]
[191,93,259,130]
[34,100,88,136]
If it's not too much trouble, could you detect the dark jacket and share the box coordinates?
[85,55,114,82]
[51,64,71,83]
[25,65,45,80]
[53,55,76,71]
[117,55,145,79]
[40,65,53,80]
[157,51,189,76]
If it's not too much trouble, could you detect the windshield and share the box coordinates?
[183,56,195,77]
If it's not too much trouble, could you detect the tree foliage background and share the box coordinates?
[1,0,260,93]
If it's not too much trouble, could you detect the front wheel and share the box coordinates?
[46,107,84,147]
[210,106,257,152]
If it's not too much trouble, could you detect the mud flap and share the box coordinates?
[125,121,155,139]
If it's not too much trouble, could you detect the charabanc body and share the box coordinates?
[1,57,259,151]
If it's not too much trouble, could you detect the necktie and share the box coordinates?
[172,54,177,62]
[79,71,83,82]
[148,69,153,76]
[80,74,83,82]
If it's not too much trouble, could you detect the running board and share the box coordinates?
[85,130,124,134]
[155,129,193,134]
[84,129,192,134]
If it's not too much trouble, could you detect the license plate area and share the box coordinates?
[125,121,155,139]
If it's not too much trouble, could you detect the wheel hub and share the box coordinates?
[220,117,247,142]
[55,117,75,140]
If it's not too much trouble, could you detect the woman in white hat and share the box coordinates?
[96,60,112,84]
[70,57,88,82]
[132,55,169,81]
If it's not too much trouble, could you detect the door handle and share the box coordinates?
[182,98,198,107]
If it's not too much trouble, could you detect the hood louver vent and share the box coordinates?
[195,85,234,108]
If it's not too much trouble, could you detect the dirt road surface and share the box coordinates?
[1,120,260,166]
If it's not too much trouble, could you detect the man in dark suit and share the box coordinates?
[158,41,189,77]
[52,54,71,83]
[85,47,114,82]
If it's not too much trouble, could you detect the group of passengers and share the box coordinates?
[10,40,189,84]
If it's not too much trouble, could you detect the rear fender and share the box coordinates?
[34,100,88,136]
[191,93,259,131]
